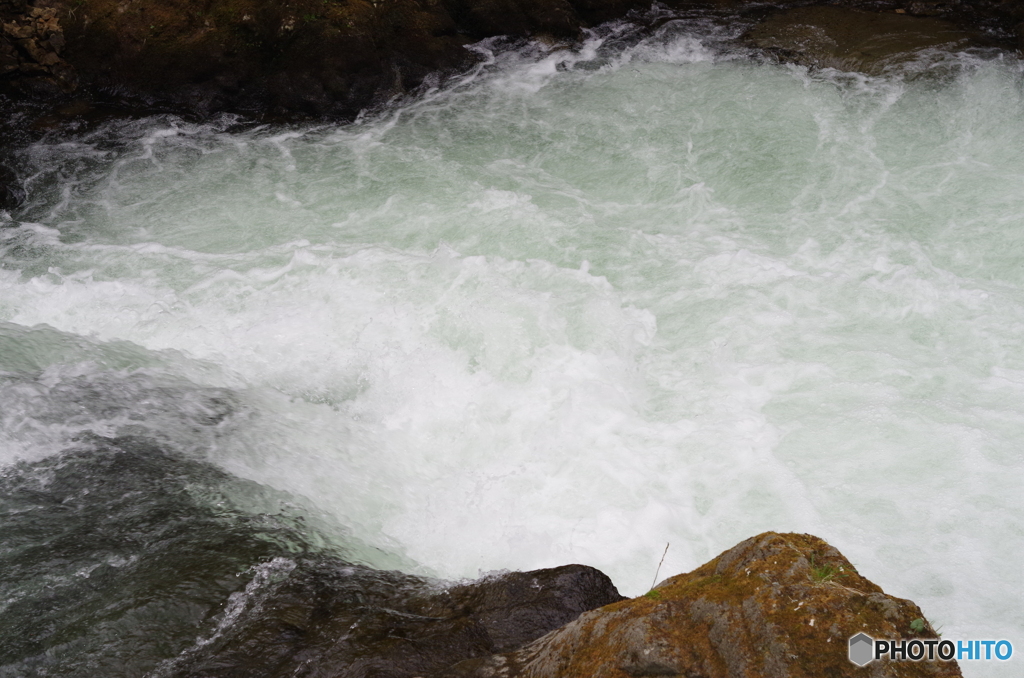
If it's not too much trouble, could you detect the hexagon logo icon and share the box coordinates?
[849,632,875,666]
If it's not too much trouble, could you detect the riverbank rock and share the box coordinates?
[1,0,1023,122]
[0,0,656,119]
[0,435,625,677]
[446,532,961,678]
[1,1,75,95]
[161,559,625,678]
[745,5,975,75]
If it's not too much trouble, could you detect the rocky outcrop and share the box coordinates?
[0,0,664,119]
[0,439,962,677]
[0,435,626,677]
[745,5,976,75]
[160,560,625,678]
[49,0,473,118]
[1,1,74,95]
[1,0,1022,123]
[446,532,961,678]
[156,531,964,677]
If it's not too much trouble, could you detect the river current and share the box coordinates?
[1,13,1021,676]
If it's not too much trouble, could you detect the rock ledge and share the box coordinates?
[447,532,961,678]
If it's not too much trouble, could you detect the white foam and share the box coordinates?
[4,29,1024,676]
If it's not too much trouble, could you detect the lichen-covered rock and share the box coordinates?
[446,532,962,678]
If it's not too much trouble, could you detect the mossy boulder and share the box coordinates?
[447,532,961,678]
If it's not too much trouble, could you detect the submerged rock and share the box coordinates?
[447,532,962,677]
[0,436,318,677]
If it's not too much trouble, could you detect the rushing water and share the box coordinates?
[2,13,1023,676]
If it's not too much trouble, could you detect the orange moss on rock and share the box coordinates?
[448,532,962,678]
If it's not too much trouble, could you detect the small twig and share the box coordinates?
[651,542,670,590]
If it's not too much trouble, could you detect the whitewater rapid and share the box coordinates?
[1,15,1021,676]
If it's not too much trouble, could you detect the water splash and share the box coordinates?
[1,23,1022,676]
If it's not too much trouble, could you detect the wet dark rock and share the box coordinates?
[1,0,1022,122]
[745,5,975,74]
[439,0,582,40]
[447,532,962,678]
[0,436,317,676]
[160,560,625,678]
[0,436,964,677]
[0,433,624,678]
[0,157,24,212]
[1,3,75,94]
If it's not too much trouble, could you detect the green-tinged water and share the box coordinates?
[1,16,1021,676]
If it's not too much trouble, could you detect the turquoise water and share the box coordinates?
[1,16,1022,675]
